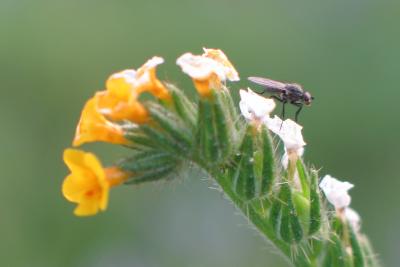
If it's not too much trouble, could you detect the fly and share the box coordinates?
[248,76,314,122]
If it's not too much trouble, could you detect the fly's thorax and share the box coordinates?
[285,83,304,102]
[286,83,303,92]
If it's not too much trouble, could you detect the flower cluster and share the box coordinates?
[62,46,361,232]
[58,46,379,267]
[238,88,305,168]
[62,48,239,216]
[238,87,361,232]
[73,56,168,147]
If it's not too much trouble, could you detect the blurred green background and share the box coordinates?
[1,0,399,266]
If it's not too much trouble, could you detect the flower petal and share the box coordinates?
[264,116,306,152]
[62,149,113,216]
[239,88,276,121]
[73,97,127,146]
[319,175,354,209]
[202,48,240,81]
[74,198,101,216]
[97,91,148,123]
[63,149,103,176]
[177,52,226,81]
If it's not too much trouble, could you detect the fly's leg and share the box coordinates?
[269,95,286,119]
[254,87,266,95]
[291,102,303,122]
[282,101,286,120]
[269,95,287,130]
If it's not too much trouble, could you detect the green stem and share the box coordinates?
[213,171,291,256]
[209,168,312,267]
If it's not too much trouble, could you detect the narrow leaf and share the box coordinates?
[124,164,176,185]
[197,99,219,163]
[147,102,192,148]
[280,203,292,243]
[349,224,365,267]
[296,159,310,198]
[278,183,292,243]
[235,126,256,200]
[213,92,231,160]
[260,125,275,196]
[169,85,197,128]
[309,169,321,235]
[270,194,282,234]
[141,125,185,154]
[119,150,175,172]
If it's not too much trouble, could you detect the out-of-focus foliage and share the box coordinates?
[0,0,399,266]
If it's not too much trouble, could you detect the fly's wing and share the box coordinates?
[248,77,286,93]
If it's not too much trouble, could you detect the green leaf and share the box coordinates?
[275,183,304,244]
[124,164,177,185]
[277,183,292,242]
[234,126,256,200]
[119,149,180,185]
[323,234,348,267]
[270,193,282,234]
[147,102,192,148]
[332,216,344,236]
[219,88,241,132]
[124,129,156,149]
[280,202,292,243]
[213,91,232,160]
[196,99,220,164]
[140,125,186,154]
[349,224,364,267]
[169,84,197,128]
[296,159,310,198]
[309,169,321,235]
[287,192,303,243]
[119,150,175,172]
[260,125,275,196]
[293,192,310,235]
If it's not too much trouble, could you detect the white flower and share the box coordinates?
[176,52,228,81]
[177,49,239,97]
[319,175,354,209]
[344,207,361,232]
[108,56,165,89]
[141,56,164,69]
[202,48,240,81]
[239,88,276,121]
[264,115,306,153]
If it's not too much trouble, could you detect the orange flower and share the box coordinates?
[73,97,127,147]
[62,149,130,216]
[96,90,149,124]
[107,57,170,100]
[176,48,239,97]
[94,57,170,123]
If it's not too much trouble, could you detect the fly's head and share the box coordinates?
[303,91,314,106]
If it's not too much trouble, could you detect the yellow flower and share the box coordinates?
[62,149,129,216]
[107,57,170,100]
[73,96,128,147]
[176,48,239,97]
